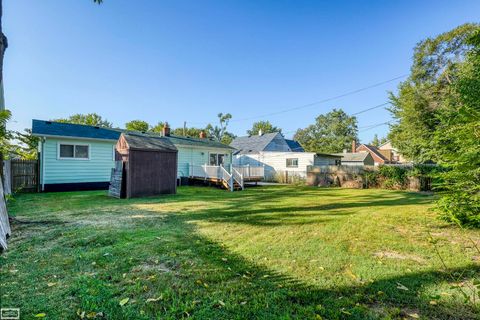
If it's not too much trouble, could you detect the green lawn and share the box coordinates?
[1,186,479,319]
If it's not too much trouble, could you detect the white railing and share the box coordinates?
[232,167,244,190]
[233,165,264,179]
[220,166,233,191]
[190,164,221,180]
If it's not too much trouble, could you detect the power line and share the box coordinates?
[352,102,390,116]
[230,74,407,122]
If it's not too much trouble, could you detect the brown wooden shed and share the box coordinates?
[115,132,178,198]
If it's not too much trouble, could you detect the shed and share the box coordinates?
[115,132,178,198]
[334,152,375,166]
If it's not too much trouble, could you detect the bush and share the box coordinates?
[377,166,408,189]
[437,193,480,227]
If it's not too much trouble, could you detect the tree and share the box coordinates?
[388,23,480,162]
[125,120,150,132]
[370,134,388,147]
[150,122,166,133]
[206,113,236,144]
[433,29,480,227]
[247,121,281,136]
[171,127,204,137]
[293,109,358,153]
[53,113,113,127]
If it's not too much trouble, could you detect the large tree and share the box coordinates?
[293,109,358,153]
[247,121,281,136]
[206,113,236,145]
[53,113,112,127]
[388,23,480,162]
[125,120,149,132]
[369,134,388,147]
[433,29,480,227]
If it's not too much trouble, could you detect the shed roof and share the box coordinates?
[230,132,282,153]
[121,132,177,152]
[32,119,121,140]
[334,152,371,162]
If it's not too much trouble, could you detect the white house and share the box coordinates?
[230,132,340,181]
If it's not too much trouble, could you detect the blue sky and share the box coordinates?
[4,0,480,142]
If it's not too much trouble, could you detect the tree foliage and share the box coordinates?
[433,29,480,227]
[206,113,236,145]
[388,23,480,162]
[53,113,112,128]
[171,127,204,138]
[247,121,281,136]
[293,108,358,153]
[369,134,388,147]
[389,24,480,226]
[125,120,149,132]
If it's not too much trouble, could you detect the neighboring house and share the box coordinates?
[378,141,407,163]
[334,152,375,166]
[32,120,235,191]
[353,141,392,166]
[231,131,339,180]
[230,132,292,154]
[234,151,340,180]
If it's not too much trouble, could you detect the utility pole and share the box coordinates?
[183,121,186,136]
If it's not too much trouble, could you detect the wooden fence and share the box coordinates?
[10,159,39,193]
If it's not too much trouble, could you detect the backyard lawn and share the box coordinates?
[1,186,479,319]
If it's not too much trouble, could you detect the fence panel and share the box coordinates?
[11,159,39,193]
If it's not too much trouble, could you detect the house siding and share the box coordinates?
[176,145,232,178]
[41,137,116,185]
[234,152,314,180]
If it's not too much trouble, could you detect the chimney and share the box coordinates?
[343,149,347,154]
[352,140,357,153]
[199,131,206,139]
[162,122,170,137]
[258,129,263,136]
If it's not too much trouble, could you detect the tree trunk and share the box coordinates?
[0,0,7,111]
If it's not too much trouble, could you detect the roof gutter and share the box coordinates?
[31,133,118,142]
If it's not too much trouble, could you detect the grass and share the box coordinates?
[1,185,479,319]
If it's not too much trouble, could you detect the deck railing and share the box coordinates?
[232,167,244,190]
[233,165,264,179]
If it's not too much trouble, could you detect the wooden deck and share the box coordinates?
[188,165,264,191]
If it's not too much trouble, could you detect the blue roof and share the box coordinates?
[31,119,121,141]
[285,139,305,152]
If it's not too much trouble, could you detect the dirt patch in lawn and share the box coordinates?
[374,251,426,263]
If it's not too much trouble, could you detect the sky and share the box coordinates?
[4,0,480,143]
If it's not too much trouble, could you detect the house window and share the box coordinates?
[286,158,298,168]
[59,143,89,159]
[335,159,342,165]
[209,153,226,166]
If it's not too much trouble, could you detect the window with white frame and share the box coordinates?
[209,153,226,166]
[286,158,298,168]
[59,143,89,159]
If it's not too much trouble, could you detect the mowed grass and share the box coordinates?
[1,186,479,319]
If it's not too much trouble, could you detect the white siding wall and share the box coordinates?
[234,152,316,180]
[176,146,232,178]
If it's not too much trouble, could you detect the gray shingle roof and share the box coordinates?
[32,119,121,140]
[230,132,280,153]
[122,132,177,152]
[32,119,233,150]
[285,139,304,152]
[334,152,370,162]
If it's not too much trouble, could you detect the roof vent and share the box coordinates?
[258,129,263,136]
[46,121,52,125]
[94,126,100,129]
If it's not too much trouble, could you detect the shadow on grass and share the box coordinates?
[6,186,469,319]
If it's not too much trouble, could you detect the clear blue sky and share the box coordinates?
[4,0,480,143]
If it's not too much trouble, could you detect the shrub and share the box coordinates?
[377,165,408,189]
[437,193,480,227]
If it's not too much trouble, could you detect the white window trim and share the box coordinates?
[57,142,91,160]
[112,145,116,161]
[208,152,227,166]
[286,158,299,168]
